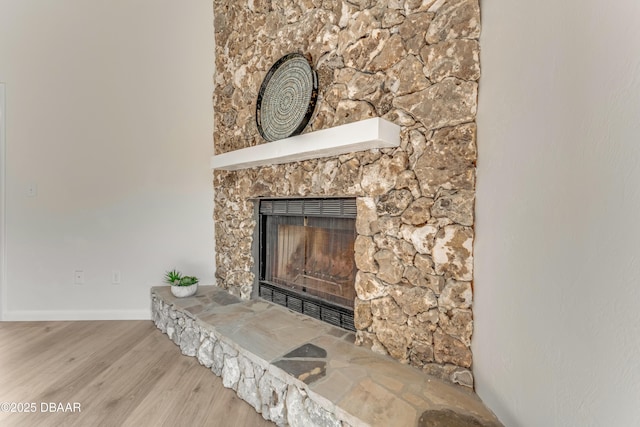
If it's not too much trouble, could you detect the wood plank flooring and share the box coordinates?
[0,321,275,427]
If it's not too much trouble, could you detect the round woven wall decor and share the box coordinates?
[256,53,318,142]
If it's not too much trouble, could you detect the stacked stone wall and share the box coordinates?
[213,0,480,385]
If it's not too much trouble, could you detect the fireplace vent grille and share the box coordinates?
[260,198,356,218]
[259,282,355,331]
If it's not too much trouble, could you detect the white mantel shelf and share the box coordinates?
[210,117,401,171]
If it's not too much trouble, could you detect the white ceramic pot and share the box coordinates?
[171,283,198,298]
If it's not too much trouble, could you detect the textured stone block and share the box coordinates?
[222,356,240,390]
[439,279,473,310]
[433,226,474,281]
[179,327,199,357]
[374,249,404,284]
[393,78,478,131]
[425,0,481,43]
[431,189,475,226]
[354,236,378,273]
[197,338,215,368]
[433,329,472,368]
[389,285,438,316]
[422,39,480,82]
[355,271,388,300]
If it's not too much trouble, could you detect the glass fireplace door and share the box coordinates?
[258,198,357,330]
[263,216,356,309]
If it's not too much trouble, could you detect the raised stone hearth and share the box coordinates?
[152,286,501,427]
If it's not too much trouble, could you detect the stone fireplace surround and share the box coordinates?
[215,116,476,386]
[213,0,479,388]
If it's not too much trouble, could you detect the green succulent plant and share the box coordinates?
[164,269,199,287]
[179,276,199,286]
[164,269,182,285]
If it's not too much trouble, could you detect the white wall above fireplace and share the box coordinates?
[210,117,401,170]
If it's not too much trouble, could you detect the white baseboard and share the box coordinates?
[2,309,151,321]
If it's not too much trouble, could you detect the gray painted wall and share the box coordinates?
[475,0,640,425]
[0,0,215,319]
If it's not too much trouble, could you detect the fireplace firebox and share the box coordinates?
[257,198,357,331]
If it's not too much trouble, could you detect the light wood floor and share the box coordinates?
[0,320,275,427]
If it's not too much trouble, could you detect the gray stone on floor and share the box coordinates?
[151,286,502,427]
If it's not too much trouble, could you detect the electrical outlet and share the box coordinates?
[112,270,121,285]
[74,270,84,285]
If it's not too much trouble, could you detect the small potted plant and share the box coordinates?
[164,269,199,298]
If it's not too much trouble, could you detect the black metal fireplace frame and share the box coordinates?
[256,198,357,331]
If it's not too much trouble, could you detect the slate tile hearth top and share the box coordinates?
[283,343,327,359]
[152,286,502,427]
[272,343,330,385]
[272,359,327,385]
